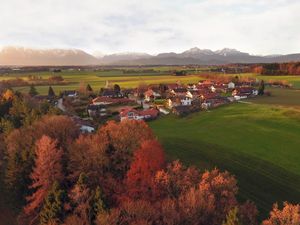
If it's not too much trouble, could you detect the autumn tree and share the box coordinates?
[125,139,165,201]
[33,115,79,150]
[96,200,158,225]
[2,89,14,101]
[5,115,78,201]
[239,200,258,225]
[23,136,63,223]
[155,160,200,199]
[5,127,36,199]
[68,134,109,186]
[262,202,300,225]
[199,168,238,224]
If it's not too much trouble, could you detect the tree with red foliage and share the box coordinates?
[125,139,165,201]
[262,202,300,225]
[23,135,63,224]
[239,200,258,225]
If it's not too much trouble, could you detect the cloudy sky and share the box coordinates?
[0,0,299,55]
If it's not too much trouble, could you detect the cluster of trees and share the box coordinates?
[0,89,60,135]
[0,75,66,90]
[252,62,300,75]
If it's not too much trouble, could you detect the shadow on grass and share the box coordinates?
[160,137,300,220]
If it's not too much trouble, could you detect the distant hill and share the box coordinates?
[1,46,300,66]
[0,46,99,66]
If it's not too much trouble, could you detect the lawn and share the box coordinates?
[150,102,300,218]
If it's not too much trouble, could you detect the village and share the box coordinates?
[46,78,264,133]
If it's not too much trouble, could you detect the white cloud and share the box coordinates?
[0,0,299,55]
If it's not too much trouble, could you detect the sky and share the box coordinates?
[0,0,299,55]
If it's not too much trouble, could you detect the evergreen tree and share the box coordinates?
[68,173,92,225]
[39,181,67,224]
[258,80,265,95]
[222,207,241,225]
[113,84,121,94]
[29,84,38,97]
[92,186,106,218]
[86,84,93,92]
[48,86,55,97]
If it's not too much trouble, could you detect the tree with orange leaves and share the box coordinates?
[23,135,63,224]
[199,168,238,225]
[262,202,300,225]
[125,139,165,201]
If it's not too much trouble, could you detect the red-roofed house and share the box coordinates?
[119,107,159,121]
[144,89,161,102]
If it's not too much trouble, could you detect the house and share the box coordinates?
[92,96,115,105]
[200,92,219,101]
[87,104,107,117]
[119,107,159,121]
[228,82,235,89]
[167,96,192,108]
[172,105,192,116]
[71,116,95,133]
[232,87,258,99]
[169,88,188,96]
[144,89,161,102]
[101,89,123,98]
[80,125,95,133]
[63,90,78,97]
[92,96,134,105]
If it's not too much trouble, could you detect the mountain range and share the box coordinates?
[1,46,300,66]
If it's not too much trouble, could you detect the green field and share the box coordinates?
[2,69,300,95]
[150,89,300,218]
[4,71,203,95]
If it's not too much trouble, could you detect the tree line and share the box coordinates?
[251,62,300,75]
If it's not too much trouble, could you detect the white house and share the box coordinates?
[228,82,235,89]
[181,97,192,106]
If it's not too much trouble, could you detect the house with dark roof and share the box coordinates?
[87,104,107,117]
[63,90,78,97]
[232,87,258,100]
[101,89,123,98]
